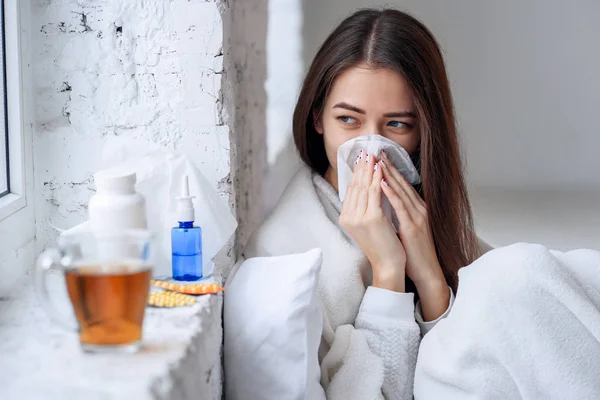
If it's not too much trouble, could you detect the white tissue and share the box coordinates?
[336,134,421,230]
[62,137,238,278]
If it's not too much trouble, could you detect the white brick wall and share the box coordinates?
[30,0,267,280]
[31,0,231,256]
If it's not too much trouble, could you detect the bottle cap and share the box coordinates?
[176,175,195,222]
[94,169,136,194]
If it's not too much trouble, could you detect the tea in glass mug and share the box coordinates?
[35,230,153,353]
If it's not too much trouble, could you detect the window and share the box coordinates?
[0,0,34,293]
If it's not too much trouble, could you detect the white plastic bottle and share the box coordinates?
[89,169,147,231]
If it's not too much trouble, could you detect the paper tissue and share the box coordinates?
[336,134,421,231]
[61,137,238,278]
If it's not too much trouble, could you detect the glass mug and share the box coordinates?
[35,230,153,353]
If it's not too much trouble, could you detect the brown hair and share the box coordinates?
[292,8,479,291]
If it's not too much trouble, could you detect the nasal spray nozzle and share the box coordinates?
[176,176,195,223]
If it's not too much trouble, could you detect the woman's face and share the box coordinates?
[315,63,420,190]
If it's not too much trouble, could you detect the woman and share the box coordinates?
[244,8,492,399]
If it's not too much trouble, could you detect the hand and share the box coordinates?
[340,151,407,292]
[379,151,450,319]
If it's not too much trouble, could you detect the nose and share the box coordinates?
[360,123,380,137]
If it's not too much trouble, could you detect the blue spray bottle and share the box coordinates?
[172,175,203,281]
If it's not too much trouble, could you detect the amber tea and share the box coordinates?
[65,263,151,349]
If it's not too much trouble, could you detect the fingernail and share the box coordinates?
[365,153,370,163]
[374,164,378,172]
[359,150,364,159]
[381,160,387,169]
[382,179,388,187]
[382,150,388,159]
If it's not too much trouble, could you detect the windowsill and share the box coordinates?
[0,193,27,222]
[0,271,223,399]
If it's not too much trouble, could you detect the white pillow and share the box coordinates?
[224,248,325,400]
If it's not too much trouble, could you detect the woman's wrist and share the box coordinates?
[372,263,406,292]
[414,273,447,295]
[416,278,450,321]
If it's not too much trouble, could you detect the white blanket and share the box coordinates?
[415,242,600,399]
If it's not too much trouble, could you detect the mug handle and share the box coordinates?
[35,248,78,332]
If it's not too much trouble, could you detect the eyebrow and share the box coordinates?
[332,102,416,119]
[383,111,417,118]
[333,102,366,114]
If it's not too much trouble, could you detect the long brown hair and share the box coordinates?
[292,8,479,291]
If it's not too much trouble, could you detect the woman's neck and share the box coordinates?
[324,167,339,192]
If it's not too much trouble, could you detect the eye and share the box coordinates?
[338,116,358,124]
[388,120,409,128]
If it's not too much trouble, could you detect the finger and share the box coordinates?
[382,151,427,212]
[381,179,414,227]
[355,152,371,215]
[353,150,366,186]
[342,177,357,213]
[357,152,377,214]
[380,161,421,221]
[360,151,376,187]
[343,151,363,211]
[366,159,384,215]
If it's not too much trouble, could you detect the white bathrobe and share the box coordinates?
[243,166,491,399]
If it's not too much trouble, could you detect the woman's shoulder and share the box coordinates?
[243,166,323,258]
[476,236,494,257]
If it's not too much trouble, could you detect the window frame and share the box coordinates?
[0,0,35,290]
[0,0,10,200]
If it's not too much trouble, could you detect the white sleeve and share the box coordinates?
[355,287,421,400]
[319,287,420,400]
